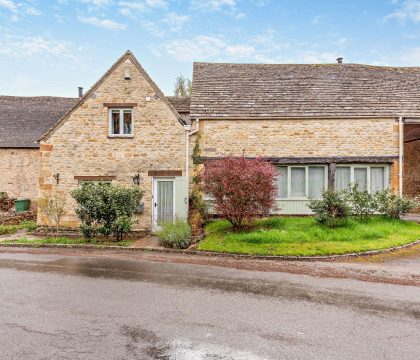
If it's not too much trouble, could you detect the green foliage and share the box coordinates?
[308,189,350,227]
[374,189,419,219]
[192,133,201,165]
[38,192,67,235]
[0,221,37,235]
[345,183,377,220]
[111,215,133,241]
[198,216,420,256]
[9,237,134,247]
[157,219,191,249]
[71,183,144,241]
[173,74,191,96]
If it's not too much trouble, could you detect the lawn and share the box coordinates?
[0,221,37,235]
[197,216,420,256]
[2,237,134,247]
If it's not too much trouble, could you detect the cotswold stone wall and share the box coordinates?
[199,118,400,192]
[0,149,39,200]
[200,118,399,157]
[404,140,420,199]
[39,56,185,230]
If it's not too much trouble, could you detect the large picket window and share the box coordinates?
[276,165,328,199]
[335,165,389,193]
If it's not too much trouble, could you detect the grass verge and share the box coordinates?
[197,216,420,256]
[0,221,37,235]
[2,237,134,247]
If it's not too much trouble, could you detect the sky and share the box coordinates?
[1,0,420,97]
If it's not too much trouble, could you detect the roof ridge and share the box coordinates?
[193,62,420,70]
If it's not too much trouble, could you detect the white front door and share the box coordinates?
[153,178,175,229]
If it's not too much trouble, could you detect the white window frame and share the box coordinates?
[276,165,328,200]
[335,164,389,193]
[108,108,134,137]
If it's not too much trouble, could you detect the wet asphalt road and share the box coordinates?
[0,251,419,360]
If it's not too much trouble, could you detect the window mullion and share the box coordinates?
[120,109,124,135]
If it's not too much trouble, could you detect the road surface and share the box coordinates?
[0,249,419,359]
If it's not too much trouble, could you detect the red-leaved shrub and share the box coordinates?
[201,156,278,228]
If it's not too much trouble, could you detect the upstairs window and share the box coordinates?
[109,109,133,137]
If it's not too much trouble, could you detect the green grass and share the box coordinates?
[0,221,37,235]
[2,237,134,247]
[197,216,420,256]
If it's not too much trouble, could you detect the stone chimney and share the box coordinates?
[78,87,83,98]
[336,57,343,64]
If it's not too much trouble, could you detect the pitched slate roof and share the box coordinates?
[0,96,78,148]
[0,93,189,148]
[191,62,420,119]
[166,96,190,114]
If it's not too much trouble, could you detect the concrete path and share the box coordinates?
[405,213,420,223]
[130,235,162,249]
[0,229,40,241]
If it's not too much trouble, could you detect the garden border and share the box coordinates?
[0,239,419,261]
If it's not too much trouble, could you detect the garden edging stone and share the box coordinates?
[0,239,419,261]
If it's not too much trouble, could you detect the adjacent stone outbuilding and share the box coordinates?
[0,96,77,201]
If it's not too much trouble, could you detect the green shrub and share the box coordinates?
[157,219,191,249]
[374,189,419,219]
[345,183,377,221]
[308,189,350,227]
[71,183,144,241]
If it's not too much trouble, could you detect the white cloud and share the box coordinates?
[78,16,126,30]
[161,30,345,65]
[141,20,164,36]
[80,0,112,6]
[190,0,236,11]
[385,0,420,22]
[164,35,255,61]
[118,1,145,10]
[118,7,132,16]
[0,0,16,11]
[25,7,41,16]
[336,37,348,45]
[400,46,420,64]
[0,32,80,61]
[145,0,167,8]
[311,14,324,25]
[234,12,246,19]
[163,12,189,32]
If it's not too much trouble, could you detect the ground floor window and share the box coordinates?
[276,164,390,200]
[276,165,328,199]
[335,165,389,193]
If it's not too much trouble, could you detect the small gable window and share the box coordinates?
[109,108,133,137]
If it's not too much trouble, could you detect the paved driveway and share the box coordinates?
[0,248,419,359]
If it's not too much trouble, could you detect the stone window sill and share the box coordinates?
[108,135,134,139]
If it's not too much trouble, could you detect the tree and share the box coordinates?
[38,192,67,235]
[201,156,278,228]
[174,74,191,97]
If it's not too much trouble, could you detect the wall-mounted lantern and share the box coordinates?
[132,173,140,186]
[53,173,60,185]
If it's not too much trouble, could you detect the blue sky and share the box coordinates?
[1,0,420,96]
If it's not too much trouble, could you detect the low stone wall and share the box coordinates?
[0,210,37,225]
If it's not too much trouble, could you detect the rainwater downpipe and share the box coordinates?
[184,124,192,216]
[398,116,404,197]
